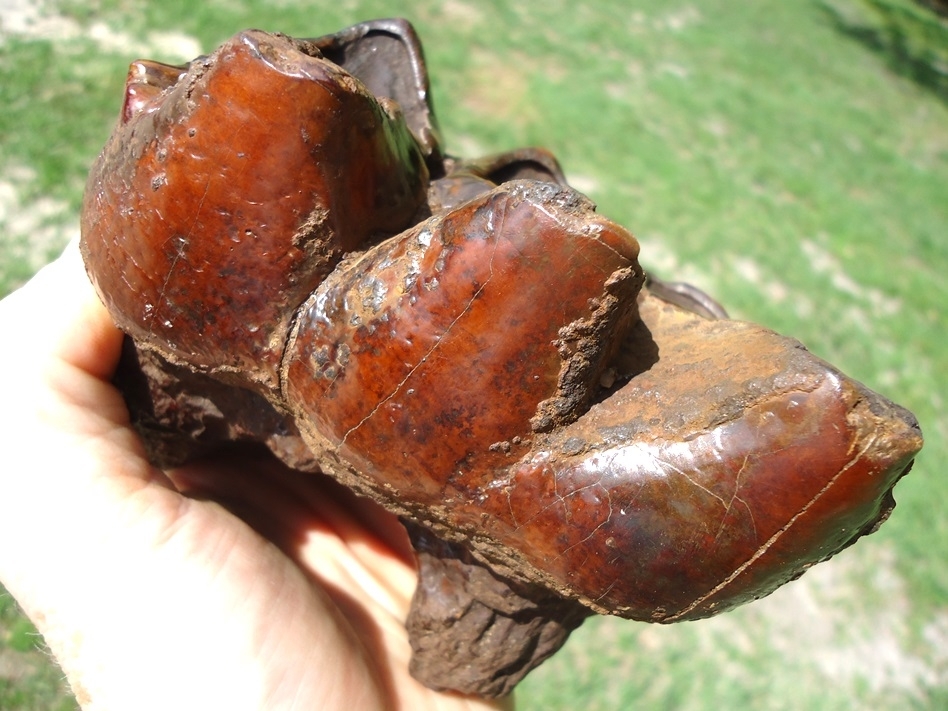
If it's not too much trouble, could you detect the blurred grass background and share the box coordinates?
[1,0,945,708]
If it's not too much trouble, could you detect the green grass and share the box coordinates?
[822,0,948,100]
[1,0,946,708]
[0,593,76,710]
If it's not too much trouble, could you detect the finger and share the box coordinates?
[53,239,125,380]
[2,239,123,381]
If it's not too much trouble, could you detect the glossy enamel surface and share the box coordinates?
[285,280,920,621]
[80,26,922,634]
[480,296,919,619]
[284,181,643,499]
[81,30,428,391]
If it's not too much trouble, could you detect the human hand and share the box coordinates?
[0,241,512,711]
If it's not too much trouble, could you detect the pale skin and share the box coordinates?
[0,241,513,711]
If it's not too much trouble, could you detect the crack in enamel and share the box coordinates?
[555,483,613,559]
[713,454,758,547]
[667,421,877,621]
[148,178,211,333]
[644,445,731,510]
[336,211,502,447]
[149,238,184,329]
[76,23,924,698]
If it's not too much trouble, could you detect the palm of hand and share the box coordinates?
[0,244,510,711]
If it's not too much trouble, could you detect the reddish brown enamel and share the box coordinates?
[79,22,923,697]
[283,286,919,622]
[121,59,188,123]
[283,181,643,500]
[490,322,918,619]
[81,30,428,393]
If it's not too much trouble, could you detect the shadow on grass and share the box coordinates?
[819,0,948,104]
